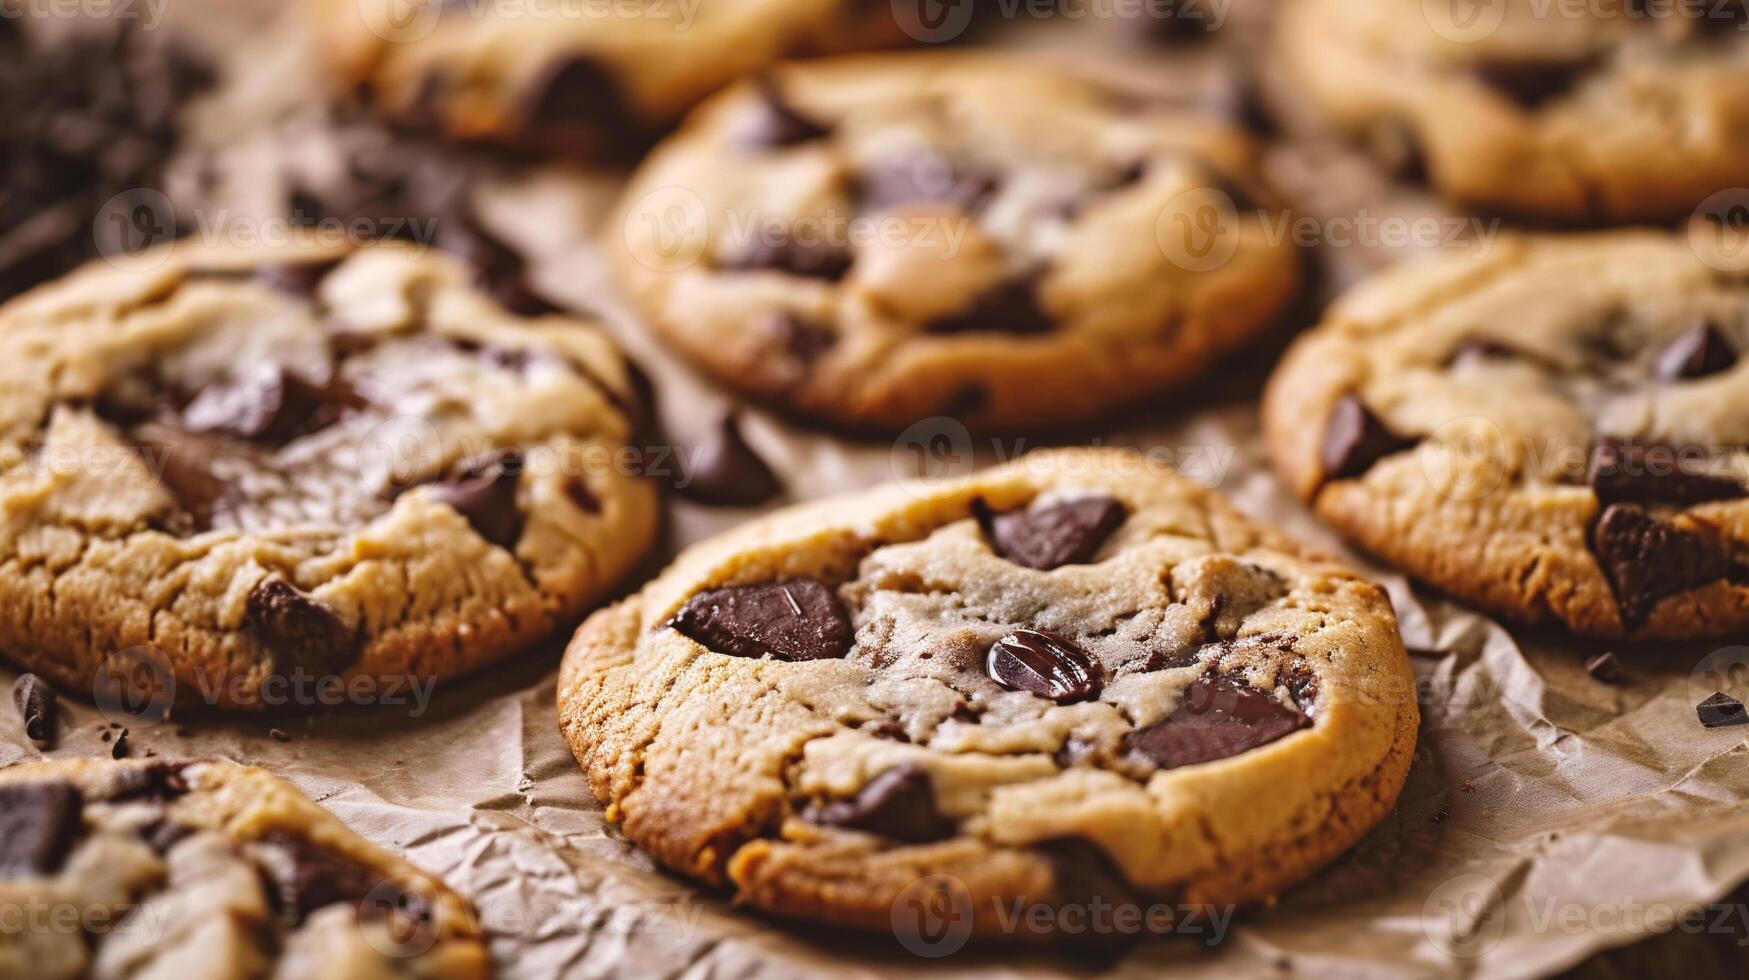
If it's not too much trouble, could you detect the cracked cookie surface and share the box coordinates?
[1264,230,1749,639]
[612,53,1303,433]
[321,0,906,156]
[558,449,1417,937]
[0,240,659,709]
[1276,0,1749,221]
[0,758,488,979]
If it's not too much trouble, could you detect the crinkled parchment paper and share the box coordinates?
[4,3,1749,977]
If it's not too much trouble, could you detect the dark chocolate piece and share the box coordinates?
[668,579,853,662]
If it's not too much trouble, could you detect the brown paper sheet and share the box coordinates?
[5,3,1749,977]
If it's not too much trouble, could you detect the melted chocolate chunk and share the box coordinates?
[133,422,232,532]
[1320,395,1415,483]
[1592,504,1739,631]
[986,629,1101,703]
[668,579,852,662]
[1588,438,1746,505]
[973,496,1127,570]
[925,273,1055,335]
[12,673,56,748]
[718,230,854,281]
[139,816,195,854]
[251,259,342,299]
[1471,56,1598,109]
[804,764,954,843]
[1124,676,1309,770]
[181,365,354,443]
[0,782,83,878]
[675,414,783,508]
[252,830,384,926]
[244,578,360,675]
[428,451,525,549]
[1654,321,1738,381]
[1697,692,1748,728]
[858,152,1000,214]
[736,78,832,148]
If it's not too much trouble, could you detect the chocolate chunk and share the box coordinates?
[111,761,189,802]
[139,817,194,854]
[1125,676,1309,770]
[1366,118,1428,184]
[132,422,231,532]
[12,674,56,748]
[1654,321,1738,381]
[718,230,854,281]
[1320,395,1415,482]
[925,273,1055,335]
[973,496,1127,570]
[111,728,129,759]
[0,23,213,300]
[804,764,954,843]
[523,55,639,139]
[181,365,353,443]
[0,782,84,878]
[1697,692,1748,728]
[668,579,853,662]
[251,259,342,298]
[428,451,525,549]
[245,578,360,675]
[1472,56,1598,109]
[251,831,384,926]
[1583,651,1624,685]
[986,629,1101,703]
[858,152,1000,214]
[565,476,601,514]
[1588,438,1745,505]
[1592,504,1738,631]
[769,312,837,365]
[433,207,561,317]
[736,78,831,148]
[675,414,783,508]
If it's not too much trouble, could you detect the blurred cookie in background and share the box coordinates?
[613,52,1303,434]
[0,758,489,978]
[318,0,913,159]
[1265,230,1749,640]
[1275,0,1749,223]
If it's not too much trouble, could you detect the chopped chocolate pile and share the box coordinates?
[0,20,214,299]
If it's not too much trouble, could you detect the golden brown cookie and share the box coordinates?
[558,449,1418,938]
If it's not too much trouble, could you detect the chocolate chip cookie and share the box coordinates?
[0,241,659,710]
[612,53,1304,433]
[321,0,905,156]
[558,448,1418,937]
[1276,0,1749,221]
[0,758,487,978]
[1264,230,1749,639]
